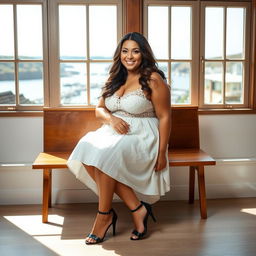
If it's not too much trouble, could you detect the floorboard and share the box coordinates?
[0,198,256,256]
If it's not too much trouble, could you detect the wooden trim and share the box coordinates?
[43,107,96,111]
[42,106,198,112]
[1,106,256,116]
[0,0,45,3]
[0,111,43,117]
[124,0,143,33]
[2,107,256,116]
[252,0,256,109]
[198,108,256,114]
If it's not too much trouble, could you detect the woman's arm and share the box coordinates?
[149,72,171,172]
[95,97,130,134]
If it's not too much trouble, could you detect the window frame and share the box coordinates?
[0,0,49,112]
[1,0,256,115]
[200,1,251,109]
[144,0,255,113]
[144,0,200,106]
[48,0,122,108]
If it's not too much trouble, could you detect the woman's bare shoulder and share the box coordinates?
[149,72,168,90]
[150,72,164,81]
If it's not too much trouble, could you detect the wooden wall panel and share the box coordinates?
[44,109,101,152]
[43,106,200,152]
[169,107,200,149]
[124,0,143,33]
[252,0,256,109]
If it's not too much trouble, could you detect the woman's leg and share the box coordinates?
[115,182,148,239]
[84,163,140,209]
[85,167,116,243]
[83,164,148,240]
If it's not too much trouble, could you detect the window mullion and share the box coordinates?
[86,5,90,105]
[223,6,227,106]
[42,0,49,108]
[199,3,205,108]
[192,1,199,106]
[244,4,251,108]
[13,4,20,108]
[48,0,60,107]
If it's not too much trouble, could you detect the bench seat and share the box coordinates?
[33,107,216,223]
[33,149,215,169]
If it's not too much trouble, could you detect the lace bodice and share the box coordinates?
[105,88,156,117]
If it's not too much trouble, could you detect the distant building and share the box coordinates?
[205,73,242,104]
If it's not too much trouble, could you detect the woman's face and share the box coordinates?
[120,40,142,72]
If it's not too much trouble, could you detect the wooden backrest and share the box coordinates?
[43,106,199,152]
[44,108,101,152]
[169,106,200,149]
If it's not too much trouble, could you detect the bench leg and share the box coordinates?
[42,168,52,223]
[189,166,196,204]
[197,166,207,219]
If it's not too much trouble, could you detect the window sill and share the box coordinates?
[198,108,256,115]
[0,111,43,117]
[1,107,256,117]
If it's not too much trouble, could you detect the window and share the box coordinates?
[144,0,251,110]
[0,0,254,113]
[200,3,250,109]
[0,1,47,111]
[0,0,122,111]
[146,4,194,105]
[48,0,122,107]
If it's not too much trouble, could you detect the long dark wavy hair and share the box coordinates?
[102,32,166,99]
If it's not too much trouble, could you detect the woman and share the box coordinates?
[67,32,171,244]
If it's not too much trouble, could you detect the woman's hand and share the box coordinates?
[155,152,167,172]
[109,115,130,134]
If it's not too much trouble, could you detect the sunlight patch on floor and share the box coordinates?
[4,214,64,235]
[241,208,256,216]
[35,235,119,256]
[4,214,121,256]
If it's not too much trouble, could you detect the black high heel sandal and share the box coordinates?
[85,208,118,245]
[130,201,156,240]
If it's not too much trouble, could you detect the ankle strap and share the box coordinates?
[98,209,113,215]
[130,203,143,213]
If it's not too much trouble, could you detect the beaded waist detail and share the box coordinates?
[113,110,156,118]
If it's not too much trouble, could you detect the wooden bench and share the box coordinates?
[33,107,216,223]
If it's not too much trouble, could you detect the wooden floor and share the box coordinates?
[0,198,256,256]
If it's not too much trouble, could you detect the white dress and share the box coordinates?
[67,87,170,203]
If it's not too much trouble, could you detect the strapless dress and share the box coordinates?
[67,87,170,203]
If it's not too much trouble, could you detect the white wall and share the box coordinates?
[0,114,256,205]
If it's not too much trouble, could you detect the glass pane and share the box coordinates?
[17,5,43,60]
[225,62,243,104]
[204,62,223,104]
[226,8,245,59]
[90,62,111,105]
[171,62,190,104]
[148,6,168,59]
[59,5,86,60]
[0,5,14,60]
[171,7,191,59]
[205,7,224,60]
[19,62,43,105]
[60,63,86,105]
[157,62,168,83]
[0,62,15,104]
[89,6,117,59]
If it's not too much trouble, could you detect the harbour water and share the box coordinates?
[0,73,190,105]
